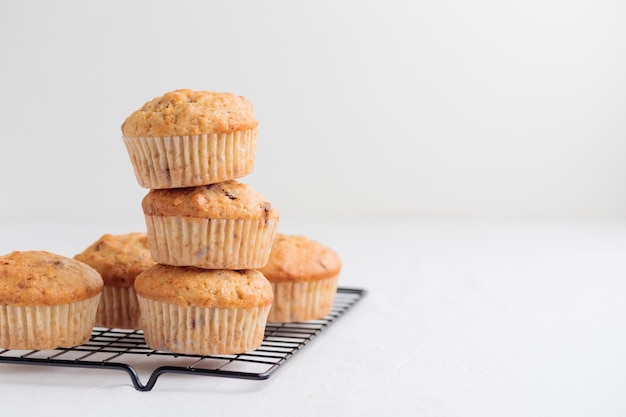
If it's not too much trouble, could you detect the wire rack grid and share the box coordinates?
[0,287,365,391]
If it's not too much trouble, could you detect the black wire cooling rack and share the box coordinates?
[0,287,365,391]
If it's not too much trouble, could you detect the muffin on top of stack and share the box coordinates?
[121,89,277,355]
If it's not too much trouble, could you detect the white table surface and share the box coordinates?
[0,219,625,417]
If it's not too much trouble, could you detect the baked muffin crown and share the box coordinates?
[259,234,342,282]
[121,89,258,137]
[134,265,273,309]
[142,180,279,220]
[0,250,103,306]
[74,233,155,287]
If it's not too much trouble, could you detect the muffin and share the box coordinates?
[142,180,279,269]
[74,233,155,329]
[0,251,103,350]
[258,234,341,322]
[121,89,259,189]
[135,265,273,355]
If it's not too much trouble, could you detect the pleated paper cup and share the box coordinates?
[268,276,338,323]
[144,215,279,269]
[138,296,271,355]
[94,286,141,329]
[122,127,258,189]
[0,295,100,350]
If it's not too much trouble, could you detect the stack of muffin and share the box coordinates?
[120,89,278,355]
[0,88,343,354]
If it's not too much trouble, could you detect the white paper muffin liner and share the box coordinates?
[145,216,279,269]
[0,295,101,350]
[94,285,141,329]
[268,276,338,323]
[137,296,271,355]
[122,127,258,189]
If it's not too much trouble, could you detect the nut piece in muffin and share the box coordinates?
[74,233,155,329]
[0,250,103,350]
[121,89,259,189]
[135,265,273,355]
[258,234,341,322]
[142,180,279,269]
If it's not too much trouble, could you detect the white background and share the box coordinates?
[1,2,626,417]
[1,0,625,225]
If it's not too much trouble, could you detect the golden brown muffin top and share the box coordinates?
[134,265,273,309]
[258,234,342,283]
[121,89,258,137]
[142,180,279,220]
[74,233,155,287]
[0,250,103,306]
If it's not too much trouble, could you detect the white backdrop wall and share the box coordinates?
[1,0,625,225]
